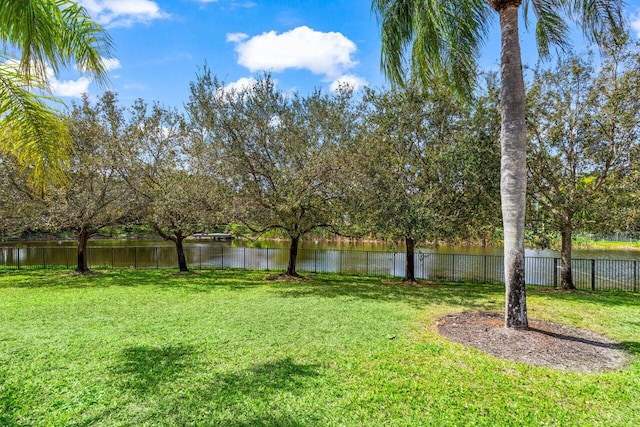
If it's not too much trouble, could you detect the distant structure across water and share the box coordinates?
[189,233,234,241]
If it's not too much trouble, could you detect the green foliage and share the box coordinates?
[0,269,637,425]
[187,72,358,274]
[0,0,113,183]
[43,92,132,234]
[526,38,640,286]
[121,99,229,249]
[350,78,500,245]
[371,0,624,97]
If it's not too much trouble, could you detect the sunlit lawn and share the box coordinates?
[0,269,638,426]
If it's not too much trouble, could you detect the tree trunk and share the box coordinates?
[175,236,189,272]
[497,3,528,329]
[76,227,90,273]
[404,236,416,282]
[560,223,575,290]
[286,235,300,277]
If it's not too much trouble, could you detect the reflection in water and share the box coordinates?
[0,240,638,291]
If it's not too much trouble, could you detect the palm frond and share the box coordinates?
[373,0,492,98]
[0,62,70,186]
[524,0,571,58]
[523,0,626,55]
[0,0,113,84]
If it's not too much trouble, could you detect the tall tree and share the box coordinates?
[527,39,640,289]
[372,0,624,328]
[352,81,500,282]
[0,0,113,182]
[188,72,355,277]
[122,100,228,272]
[46,92,133,273]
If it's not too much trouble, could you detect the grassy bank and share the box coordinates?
[572,239,640,251]
[0,270,638,426]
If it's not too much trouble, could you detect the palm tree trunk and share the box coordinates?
[497,3,528,329]
[404,236,416,282]
[560,223,575,290]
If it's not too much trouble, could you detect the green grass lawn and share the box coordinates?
[0,269,638,426]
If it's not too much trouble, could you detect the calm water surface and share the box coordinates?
[1,238,639,259]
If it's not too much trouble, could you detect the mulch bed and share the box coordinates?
[437,312,631,372]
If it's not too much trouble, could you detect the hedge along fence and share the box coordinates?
[0,245,637,292]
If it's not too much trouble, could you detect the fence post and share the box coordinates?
[553,258,558,288]
[314,249,317,273]
[393,253,396,278]
[221,246,224,270]
[591,259,596,291]
[266,248,269,270]
[243,247,246,270]
[366,251,369,276]
[340,250,343,274]
[451,254,455,281]
[634,260,637,293]
[17,248,20,270]
[483,255,487,283]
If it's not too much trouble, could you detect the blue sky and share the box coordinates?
[52,0,640,108]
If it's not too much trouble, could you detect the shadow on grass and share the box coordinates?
[272,275,504,311]
[106,355,321,426]
[114,344,196,394]
[620,341,640,356]
[166,357,322,426]
[214,357,320,396]
[0,269,267,293]
[0,370,21,427]
[528,286,640,308]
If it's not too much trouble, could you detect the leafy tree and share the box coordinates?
[372,0,624,328]
[0,0,112,183]
[188,72,355,277]
[0,156,46,236]
[45,92,133,273]
[527,39,640,289]
[121,100,228,272]
[352,81,500,281]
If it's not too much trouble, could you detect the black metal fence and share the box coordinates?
[0,245,638,292]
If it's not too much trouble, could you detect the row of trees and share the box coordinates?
[0,0,634,331]
[2,41,639,286]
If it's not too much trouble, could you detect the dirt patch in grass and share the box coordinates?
[437,312,631,372]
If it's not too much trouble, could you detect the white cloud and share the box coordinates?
[330,74,367,92]
[79,0,169,27]
[50,76,92,98]
[3,59,93,98]
[101,57,121,71]
[223,77,257,93]
[227,26,358,80]
[226,33,249,43]
[213,77,258,102]
[47,68,91,97]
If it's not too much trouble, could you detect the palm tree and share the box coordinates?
[372,0,624,328]
[0,0,113,183]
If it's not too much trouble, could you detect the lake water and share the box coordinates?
[1,238,638,291]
